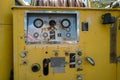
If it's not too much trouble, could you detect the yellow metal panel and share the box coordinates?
[0,0,13,24]
[0,25,13,80]
[0,1,13,80]
[117,17,120,80]
[13,7,120,80]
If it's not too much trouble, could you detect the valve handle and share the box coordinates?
[86,57,95,66]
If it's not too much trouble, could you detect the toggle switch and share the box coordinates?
[77,74,82,80]
[53,50,59,56]
[77,59,82,65]
[70,53,76,68]
[21,60,27,65]
[64,50,69,56]
[77,67,83,71]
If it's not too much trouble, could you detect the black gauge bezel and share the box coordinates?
[33,32,39,38]
[33,18,43,28]
[61,19,71,28]
[43,32,48,38]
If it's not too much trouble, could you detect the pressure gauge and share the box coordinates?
[33,18,43,28]
[61,19,70,28]
[33,32,39,38]
[43,32,48,38]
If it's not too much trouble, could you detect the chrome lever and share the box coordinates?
[86,57,95,66]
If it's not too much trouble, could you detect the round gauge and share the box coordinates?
[33,18,43,28]
[33,32,39,38]
[66,28,71,32]
[66,33,71,38]
[61,19,71,28]
[43,32,48,38]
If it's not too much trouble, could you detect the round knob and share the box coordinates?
[20,51,27,58]
[77,51,82,56]
[77,59,82,65]
[31,63,40,72]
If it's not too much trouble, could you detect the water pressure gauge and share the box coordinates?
[61,19,71,28]
[43,32,48,38]
[33,32,39,38]
[33,18,43,28]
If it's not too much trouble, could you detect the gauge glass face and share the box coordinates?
[34,19,43,28]
[61,19,70,28]
[33,32,39,38]
[43,32,48,38]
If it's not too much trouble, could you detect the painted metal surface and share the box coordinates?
[0,0,13,24]
[13,7,120,80]
[0,26,13,80]
[0,0,13,80]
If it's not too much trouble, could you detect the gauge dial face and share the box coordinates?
[33,19,43,28]
[33,32,39,38]
[43,32,48,38]
[61,19,70,28]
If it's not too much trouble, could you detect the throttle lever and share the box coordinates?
[86,57,95,66]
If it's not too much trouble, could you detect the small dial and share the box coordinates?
[61,19,71,28]
[43,32,48,38]
[33,18,43,28]
[66,33,71,38]
[33,32,39,38]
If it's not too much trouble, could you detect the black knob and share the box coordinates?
[77,51,82,56]
[31,63,40,72]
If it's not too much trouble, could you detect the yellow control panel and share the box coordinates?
[13,7,120,80]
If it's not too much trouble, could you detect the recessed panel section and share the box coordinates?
[24,11,79,44]
[33,18,43,28]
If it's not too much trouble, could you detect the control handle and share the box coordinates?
[86,57,95,66]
